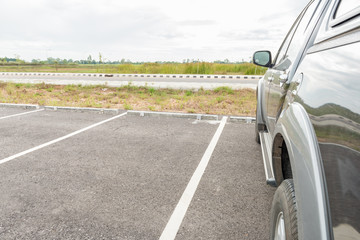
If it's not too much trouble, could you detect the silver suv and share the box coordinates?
[253,0,360,239]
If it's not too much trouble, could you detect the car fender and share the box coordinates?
[273,102,332,240]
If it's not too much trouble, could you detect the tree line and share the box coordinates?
[0,56,248,65]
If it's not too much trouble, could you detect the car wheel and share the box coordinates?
[255,106,260,144]
[255,121,260,144]
[270,179,298,240]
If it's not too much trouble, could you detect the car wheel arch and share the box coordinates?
[272,132,293,187]
[271,102,333,240]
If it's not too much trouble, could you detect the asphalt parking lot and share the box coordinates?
[0,106,275,239]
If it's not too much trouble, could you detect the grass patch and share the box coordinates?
[185,90,193,96]
[0,63,267,75]
[214,86,234,95]
[0,82,256,116]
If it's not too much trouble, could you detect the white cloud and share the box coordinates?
[0,0,310,61]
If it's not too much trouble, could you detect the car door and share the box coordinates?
[263,20,298,132]
[294,0,360,238]
[266,0,319,133]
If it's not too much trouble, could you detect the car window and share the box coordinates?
[335,0,359,18]
[330,0,360,27]
[312,0,360,48]
[273,15,302,66]
[274,0,317,70]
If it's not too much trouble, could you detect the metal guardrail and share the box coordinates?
[0,72,263,80]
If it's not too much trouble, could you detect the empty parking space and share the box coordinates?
[0,109,113,159]
[0,108,273,239]
[0,107,39,118]
[176,122,274,239]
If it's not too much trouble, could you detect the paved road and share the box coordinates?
[0,72,261,89]
[0,106,274,239]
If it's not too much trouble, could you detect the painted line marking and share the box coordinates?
[159,116,228,240]
[0,112,127,165]
[0,109,44,120]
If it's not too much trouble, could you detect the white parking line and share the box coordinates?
[0,109,44,120]
[0,112,127,165]
[159,116,228,240]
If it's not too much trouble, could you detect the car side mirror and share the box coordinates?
[253,51,272,68]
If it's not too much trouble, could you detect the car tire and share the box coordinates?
[255,121,260,144]
[270,179,298,240]
[255,106,260,144]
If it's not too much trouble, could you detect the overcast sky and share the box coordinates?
[0,0,309,62]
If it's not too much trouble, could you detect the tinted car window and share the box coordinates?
[335,0,359,18]
[273,16,301,66]
[273,0,318,70]
[284,1,318,66]
[312,0,359,48]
